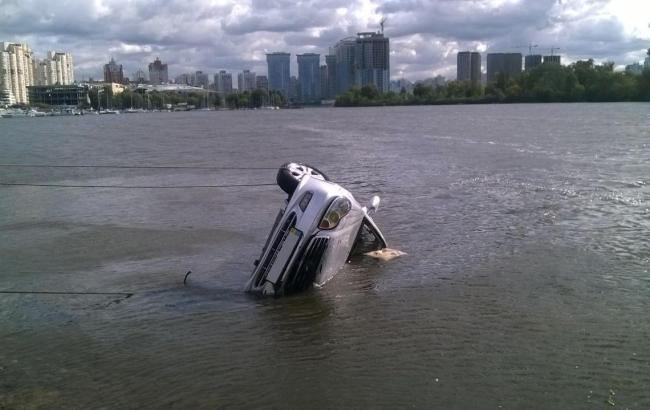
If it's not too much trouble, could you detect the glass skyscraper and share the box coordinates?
[297,53,321,103]
[266,52,291,98]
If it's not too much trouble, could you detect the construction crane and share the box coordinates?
[379,17,387,35]
[549,47,561,56]
[515,43,539,55]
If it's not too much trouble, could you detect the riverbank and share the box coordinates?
[336,59,650,107]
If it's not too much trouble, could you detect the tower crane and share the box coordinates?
[515,43,539,55]
[379,17,387,35]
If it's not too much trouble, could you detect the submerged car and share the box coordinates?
[246,162,387,296]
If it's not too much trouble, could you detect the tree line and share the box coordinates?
[225,89,285,109]
[87,88,217,110]
[85,87,286,110]
[335,60,650,107]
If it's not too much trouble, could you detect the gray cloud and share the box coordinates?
[378,0,558,40]
[0,0,647,82]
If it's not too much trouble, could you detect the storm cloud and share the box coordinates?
[0,0,648,81]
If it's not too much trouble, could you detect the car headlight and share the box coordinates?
[319,197,351,230]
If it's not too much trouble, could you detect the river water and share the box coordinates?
[1,104,649,408]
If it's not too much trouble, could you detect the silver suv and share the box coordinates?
[246,163,387,296]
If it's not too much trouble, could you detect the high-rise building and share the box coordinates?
[237,69,256,92]
[104,57,124,84]
[471,53,481,84]
[266,52,291,97]
[331,32,390,94]
[333,38,356,95]
[192,71,209,88]
[35,51,74,86]
[148,57,168,84]
[289,76,299,100]
[457,51,481,84]
[543,55,561,65]
[486,53,522,83]
[297,53,321,102]
[53,52,74,84]
[0,87,14,106]
[133,69,147,83]
[457,52,471,82]
[354,32,390,92]
[320,65,328,100]
[0,49,15,105]
[391,78,414,93]
[645,49,650,70]
[1,44,74,104]
[417,76,447,88]
[625,63,644,75]
[175,73,191,85]
[34,60,53,86]
[325,54,337,99]
[255,75,268,91]
[525,55,543,71]
[0,42,36,104]
[214,70,233,94]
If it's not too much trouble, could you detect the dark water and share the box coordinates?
[1,104,649,409]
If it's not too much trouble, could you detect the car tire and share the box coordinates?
[276,162,329,195]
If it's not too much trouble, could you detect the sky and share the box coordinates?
[1,0,649,82]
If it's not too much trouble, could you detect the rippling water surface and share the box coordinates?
[1,104,649,408]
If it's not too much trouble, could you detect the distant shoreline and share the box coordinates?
[335,60,650,108]
[334,98,650,108]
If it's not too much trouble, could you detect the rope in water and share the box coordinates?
[1,272,195,297]
[0,164,281,188]
[0,164,277,170]
[0,290,133,297]
[0,182,277,189]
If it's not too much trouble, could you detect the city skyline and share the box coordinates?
[1,43,75,105]
[1,0,648,82]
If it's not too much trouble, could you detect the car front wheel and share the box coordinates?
[276,162,329,195]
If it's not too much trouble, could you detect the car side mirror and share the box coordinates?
[367,196,380,213]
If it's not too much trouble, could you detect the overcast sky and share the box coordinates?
[1,0,649,81]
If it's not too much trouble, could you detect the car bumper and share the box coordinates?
[247,212,331,296]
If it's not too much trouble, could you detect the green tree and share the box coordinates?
[359,85,379,100]
[226,93,240,109]
[267,90,286,107]
[250,89,266,108]
[637,70,650,101]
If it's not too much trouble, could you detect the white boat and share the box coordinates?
[97,88,120,114]
[1,108,45,118]
[123,93,146,113]
[30,109,46,117]
[48,108,81,116]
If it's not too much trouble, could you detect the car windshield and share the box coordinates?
[350,218,385,256]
